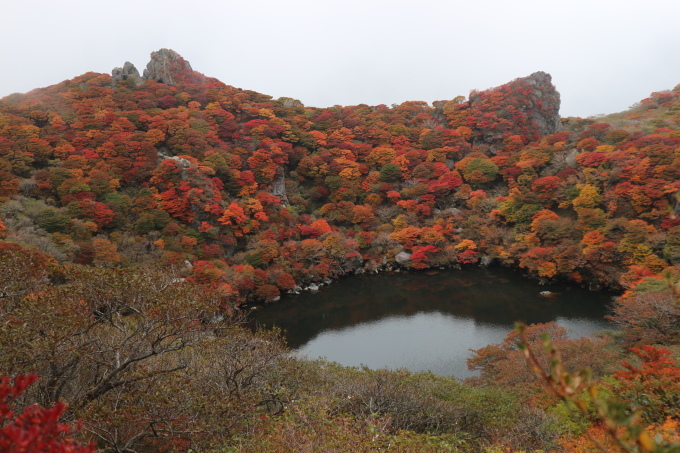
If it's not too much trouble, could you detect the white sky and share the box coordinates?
[1,0,679,118]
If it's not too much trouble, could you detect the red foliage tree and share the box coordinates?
[0,375,94,453]
[613,345,680,424]
[275,272,296,291]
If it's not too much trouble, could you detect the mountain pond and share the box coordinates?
[249,266,616,379]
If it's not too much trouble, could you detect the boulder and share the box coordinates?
[480,256,494,267]
[395,251,412,266]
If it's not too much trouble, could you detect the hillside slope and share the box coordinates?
[0,49,678,306]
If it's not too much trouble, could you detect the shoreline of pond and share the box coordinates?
[247,266,618,378]
[240,261,620,312]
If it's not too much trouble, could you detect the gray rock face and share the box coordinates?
[524,71,562,137]
[395,251,412,266]
[112,49,194,87]
[467,71,562,148]
[142,48,193,85]
[480,256,494,267]
[565,149,580,168]
[271,166,289,206]
[111,61,143,86]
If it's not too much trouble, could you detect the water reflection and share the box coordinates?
[250,267,615,379]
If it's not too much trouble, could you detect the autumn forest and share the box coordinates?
[1,49,679,452]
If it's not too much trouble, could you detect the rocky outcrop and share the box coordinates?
[142,48,193,85]
[522,71,562,136]
[112,49,194,87]
[111,61,143,86]
[466,71,562,149]
[271,166,290,206]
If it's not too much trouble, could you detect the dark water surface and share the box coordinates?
[250,267,615,379]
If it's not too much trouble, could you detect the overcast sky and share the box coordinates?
[2,0,679,118]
